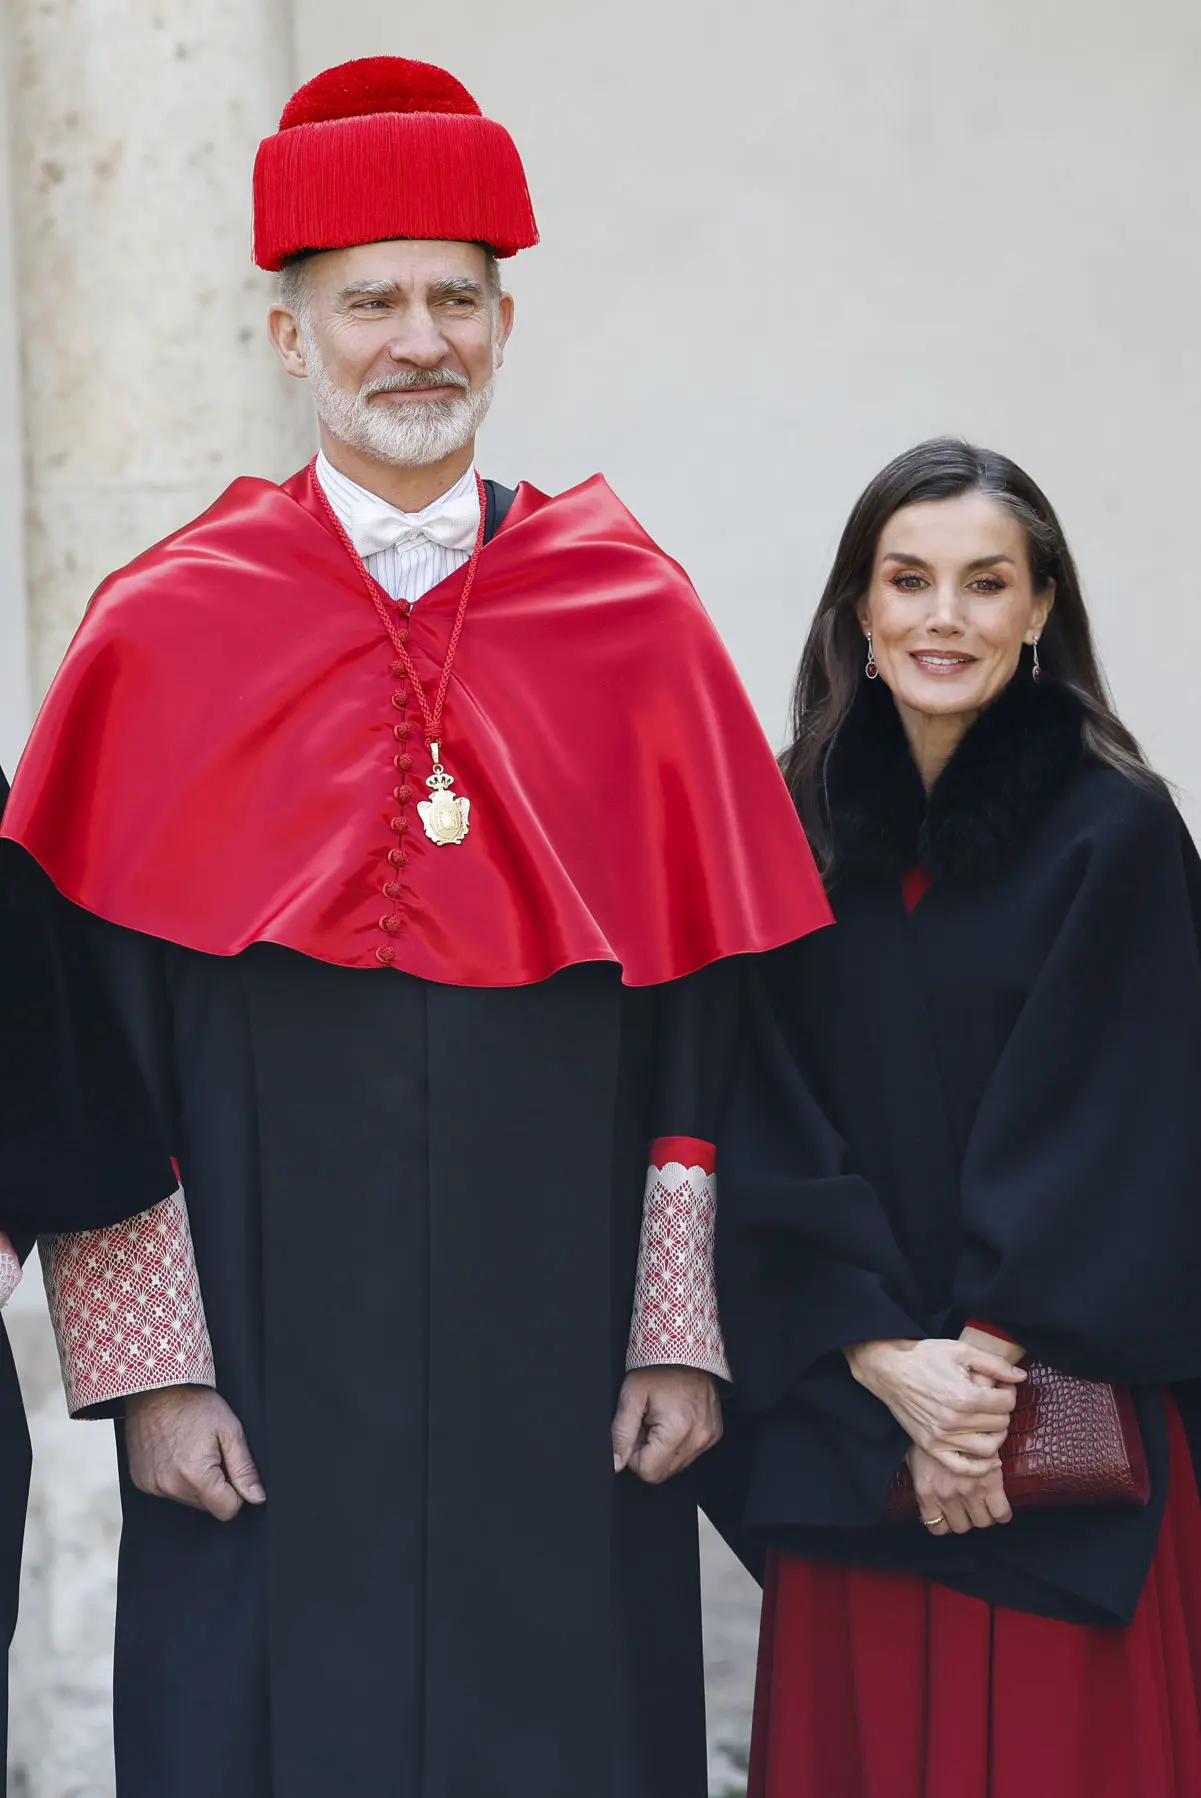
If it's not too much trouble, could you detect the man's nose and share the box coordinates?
[385,308,448,366]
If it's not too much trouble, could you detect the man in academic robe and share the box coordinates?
[2,57,831,1798]
[0,770,174,1792]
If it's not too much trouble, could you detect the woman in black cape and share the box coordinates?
[718,441,1201,1798]
[0,768,174,1789]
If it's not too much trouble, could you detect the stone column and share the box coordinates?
[8,0,311,698]
[4,5,308,1793]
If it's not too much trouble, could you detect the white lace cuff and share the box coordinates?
[626,1136,731,1381]
[0,1235,21,1309]
[41,1190,216,1416]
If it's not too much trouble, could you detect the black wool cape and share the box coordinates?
[0,770,173,1788]
[718,676,1201,1626]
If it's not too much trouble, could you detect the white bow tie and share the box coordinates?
[350,486,480,561]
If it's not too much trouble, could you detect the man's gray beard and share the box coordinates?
[303,350,495,468]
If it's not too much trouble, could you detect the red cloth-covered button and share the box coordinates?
[393,723,411,742]
[394,784,413,804]
[379,914,402,934]
[376,945,396,965]
[383,881,402,900]
[387,848,404,868]
[391,691,407,710]
[390,816,406,835]
[390,660,406,677]
[396,627,409,645]
[393,598,410,617]
[394,755,412,772]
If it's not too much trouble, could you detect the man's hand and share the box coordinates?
[610,1367,723,1485]
[125,1386,265,1522]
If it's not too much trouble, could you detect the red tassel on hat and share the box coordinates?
[254,56,539,270]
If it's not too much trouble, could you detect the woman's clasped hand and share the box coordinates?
[844,1333,1026,1535]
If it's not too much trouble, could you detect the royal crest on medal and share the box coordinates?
[417,742,471,846]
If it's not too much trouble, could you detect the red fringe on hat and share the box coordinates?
[254,56,539,270]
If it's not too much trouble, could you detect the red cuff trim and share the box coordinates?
[649,1135,716,1176]
[965,1318,1020,1345]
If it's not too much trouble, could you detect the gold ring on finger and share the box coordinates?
[921,1513,947,1530]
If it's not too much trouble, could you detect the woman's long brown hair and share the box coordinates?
[780,437,1158,878]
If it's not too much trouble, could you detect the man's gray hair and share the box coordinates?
[278,246,503,325]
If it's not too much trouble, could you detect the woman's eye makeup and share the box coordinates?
[886,571,1009,594]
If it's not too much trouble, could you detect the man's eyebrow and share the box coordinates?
[428,276,486,298]
[334,276,486,303]
[335,279,403,302]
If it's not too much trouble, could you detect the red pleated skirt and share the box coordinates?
[749,1401,1201,1798]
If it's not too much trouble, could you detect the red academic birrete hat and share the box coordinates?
[253,56,539,271]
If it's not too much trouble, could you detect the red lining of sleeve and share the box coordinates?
[964,1318,1021,1345]
[649,1135,716,1176]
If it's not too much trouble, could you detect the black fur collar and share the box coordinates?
[823,670,1086,885]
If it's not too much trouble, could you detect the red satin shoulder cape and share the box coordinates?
[2,464,831,987]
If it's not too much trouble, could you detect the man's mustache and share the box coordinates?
[360,370,471,398]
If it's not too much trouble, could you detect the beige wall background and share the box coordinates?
[0,51,28,774]
[1,2,1199,1793]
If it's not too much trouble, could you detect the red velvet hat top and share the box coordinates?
[253,56,539,270]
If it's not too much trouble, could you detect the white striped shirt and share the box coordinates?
[314,453,480,604]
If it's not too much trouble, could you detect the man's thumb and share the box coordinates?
[220,1424,266,1504]
[610,1388,645,1473]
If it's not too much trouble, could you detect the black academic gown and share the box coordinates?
[61,486,744,1798]
[718,677,1201,1627]
[85,931,736,1798]
[0,771,173,1790]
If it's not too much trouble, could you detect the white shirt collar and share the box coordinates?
[314,453,480,561]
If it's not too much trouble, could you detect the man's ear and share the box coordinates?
[268,306,308,379]
[492,292,515,370]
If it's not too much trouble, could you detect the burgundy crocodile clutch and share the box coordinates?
[883,1360,1151,1523]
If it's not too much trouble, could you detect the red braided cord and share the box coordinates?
[309,461,488,747]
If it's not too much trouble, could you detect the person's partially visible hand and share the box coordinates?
[125,1386,265,1522]
[845,1337,1024,1474]
[959,1323,1026,1370]
[907,1442,1013,1536]
[0,1234,21,1309]
[611,1367,723,1485]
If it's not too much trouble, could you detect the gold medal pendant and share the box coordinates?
[319,469,487,859]
[417,741,471,846]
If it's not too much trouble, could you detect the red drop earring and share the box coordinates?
[865,633,879,681]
